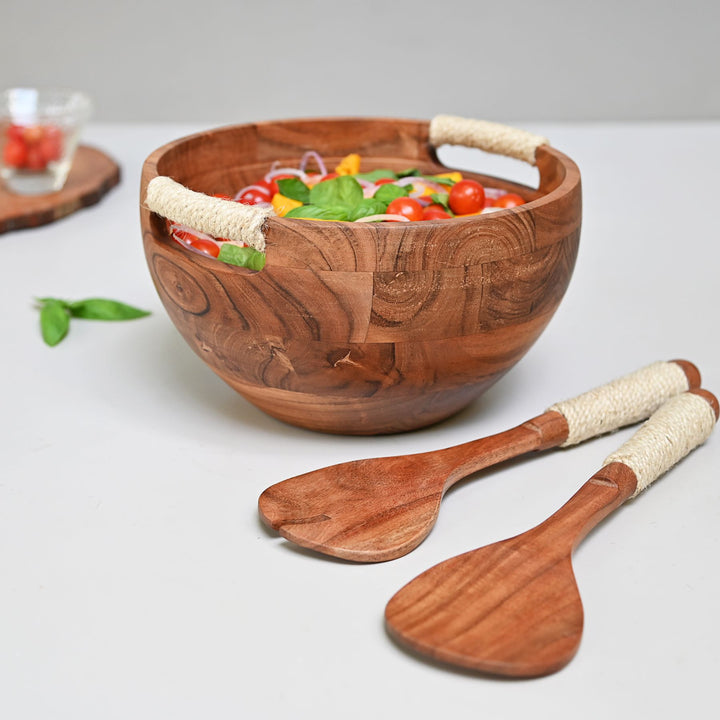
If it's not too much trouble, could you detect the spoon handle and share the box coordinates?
[602,388,718,497]
[439,360,700,488]
[537,389,718,551]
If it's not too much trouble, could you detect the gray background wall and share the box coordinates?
[2,0,719,124]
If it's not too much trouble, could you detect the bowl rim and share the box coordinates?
[140,115,581,264]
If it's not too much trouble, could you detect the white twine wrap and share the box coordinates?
[145,176,273,252]
[603,392,716,497]
[429,115,549,165]
[548,361,691,447]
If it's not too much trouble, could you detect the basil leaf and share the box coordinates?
[276,177,310,203]
[217,244,266,270]
[69,299,151,321]
[397,168,420,177]
[355,169,397,183]
[373,184,409,204]
[430,192,452,212]
[424,175,456,186]
[285,205,349,221]
[37,297,71,309]
[309,175,363,210]
[347,198,388,221]
[40,300,71,346]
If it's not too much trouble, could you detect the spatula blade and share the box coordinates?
[385,536,584,677]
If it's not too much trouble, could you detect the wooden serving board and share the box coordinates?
[0,145,120,234]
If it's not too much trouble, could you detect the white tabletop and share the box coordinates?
[2,121,719,719]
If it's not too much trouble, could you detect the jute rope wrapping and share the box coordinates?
[429,115,549,166]
[145,176,272,252]
[603,392,716,497]
[548,361,691,447]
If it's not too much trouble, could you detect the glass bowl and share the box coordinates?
[1,88,92,195]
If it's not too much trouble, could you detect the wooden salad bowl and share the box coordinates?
[140,116,582,434]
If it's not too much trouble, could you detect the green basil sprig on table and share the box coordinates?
[36,297,151,347]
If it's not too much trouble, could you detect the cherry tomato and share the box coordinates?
[253,179,274,194]
[386,197,424,222]
[375,177,396,185]
[238,187,272,205]
[7,124,25,142]
[39,135,62,163]
[25,145,46,170]
[3,138,28,167]
[422,204,451,220]
[492,193,525,209]
[173,229,220,258]
[448,179,485,215]
[22,125,45,145]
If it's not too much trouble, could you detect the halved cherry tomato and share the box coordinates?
[386,197,424,222]
[422,204,451,220]
[172,229,220,258]
[238,187,272,205]
[448,179,485,215]
[492,193,525,209]
[375,178,396,186]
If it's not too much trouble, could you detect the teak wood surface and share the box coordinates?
[140,118,582,434]
[0,146,120,234]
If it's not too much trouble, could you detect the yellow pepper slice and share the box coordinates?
[435,171,463,183]
[271,193,302,217]
[335,153,361,176]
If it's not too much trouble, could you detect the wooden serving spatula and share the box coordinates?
[259,361,699,561]
[385,389,718,677]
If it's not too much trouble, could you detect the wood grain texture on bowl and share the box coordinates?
[141,118,581,434]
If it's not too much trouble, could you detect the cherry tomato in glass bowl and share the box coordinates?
[448,179,485,215]
[386,197,424,222]
[2,139,28,167]
[492,193,525,209]
[422,204,451,220]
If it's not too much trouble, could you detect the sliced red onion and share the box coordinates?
[171,223,218,243]
[264,167,308,182]
[299,151,327,176]
[484,187,507,199]
[355,214,411,223]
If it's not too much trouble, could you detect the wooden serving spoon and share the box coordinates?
[385,389,718,678]
[259,360,700,562]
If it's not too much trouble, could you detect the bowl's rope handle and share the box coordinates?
[144,176,272,251]
[429,115,549,166]
[144,117,549,248]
